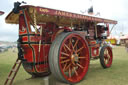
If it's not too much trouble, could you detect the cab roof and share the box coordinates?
[5,5,117,26]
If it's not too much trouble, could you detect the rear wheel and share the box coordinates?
[49,32,90,84]
[99,45,113,68]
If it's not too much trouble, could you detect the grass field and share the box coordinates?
[0,46,128,85]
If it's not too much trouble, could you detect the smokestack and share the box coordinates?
[88,6,94,15]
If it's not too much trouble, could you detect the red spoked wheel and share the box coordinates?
[49,32,90,84]
[100,45,113,68]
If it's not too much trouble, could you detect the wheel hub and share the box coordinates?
[71,54,79,65]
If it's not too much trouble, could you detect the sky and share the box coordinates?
[0,0,128,41]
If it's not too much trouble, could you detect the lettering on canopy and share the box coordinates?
[39,8,49,13]
[37,7,117,24]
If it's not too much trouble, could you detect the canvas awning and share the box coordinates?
[120,34,128,40]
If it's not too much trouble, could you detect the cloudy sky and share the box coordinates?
[0,0,128,41]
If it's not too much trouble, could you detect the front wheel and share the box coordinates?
[99,45,113,68]
[49,32,90,84]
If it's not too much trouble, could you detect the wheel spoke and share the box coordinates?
[63,45,68,53]
[61,56,67,59]
[74,39,79,49]
[77,63,84,69]
[61,59,70,64]
[64,44,71,52]
[73,67,78,76]
[106,59,108,64]
[76,47,84,53]
[69,38,74,50]
[108,55,111,60]
[61,52,70,56]
[79,56,86,59]
[65,63,71,71]
[63,63,68,72]
[107,51,110,59]
[68,67,72,77]
[105,49,108,55]
[104,58,108,64]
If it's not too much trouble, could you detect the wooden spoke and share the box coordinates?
[104,49,108,55]
[107,52,110,58]
[49,32,90,83]
[68,67,72,78]
[104,58,108,64]
[61,56,67,59]
[105,59,108,64]
[63,45,68,53]
[63,63,68,72]
[61,52,70,56]
[106,50,109,55]
[65,63,71,71]
[104,58,106,62]
[108,55,110,60]
[61,59,70,64]
[69,38,74,50]
[76,47,84,53]
[79,56,86,59]
[64,44,71,51]
[77,50,81,55]
[77,63,84,69]
[74,39,79,49]
[73,67,78,76]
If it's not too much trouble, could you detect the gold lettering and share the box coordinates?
[65,12,68,16]
[62,12,66,16]
[58,11,61,15]
[39,8,49,13]
[55,11,58,15]
[80,15,83,19]
[73,14,76,18]
[77,15,80,18]
[69,13,72,17]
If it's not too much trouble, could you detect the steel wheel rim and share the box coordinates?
[59,34,89,83]
[104,47,113,67]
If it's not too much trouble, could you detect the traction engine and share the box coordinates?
[5,2,117,84]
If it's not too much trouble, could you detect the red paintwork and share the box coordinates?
[19,10,73,73]
[5,4,117,84]
[91,46,99,57]
[35,6,117,24]
[19,10,51,73]
[59,33,90,83]
[104,47,113,67]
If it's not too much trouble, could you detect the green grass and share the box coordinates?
[0,46,128,85]
[76,46,128,85]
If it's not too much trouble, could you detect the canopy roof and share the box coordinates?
[5,5,117,26]
[120,34,128,40]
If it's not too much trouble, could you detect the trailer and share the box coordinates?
[5,2,117,85]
